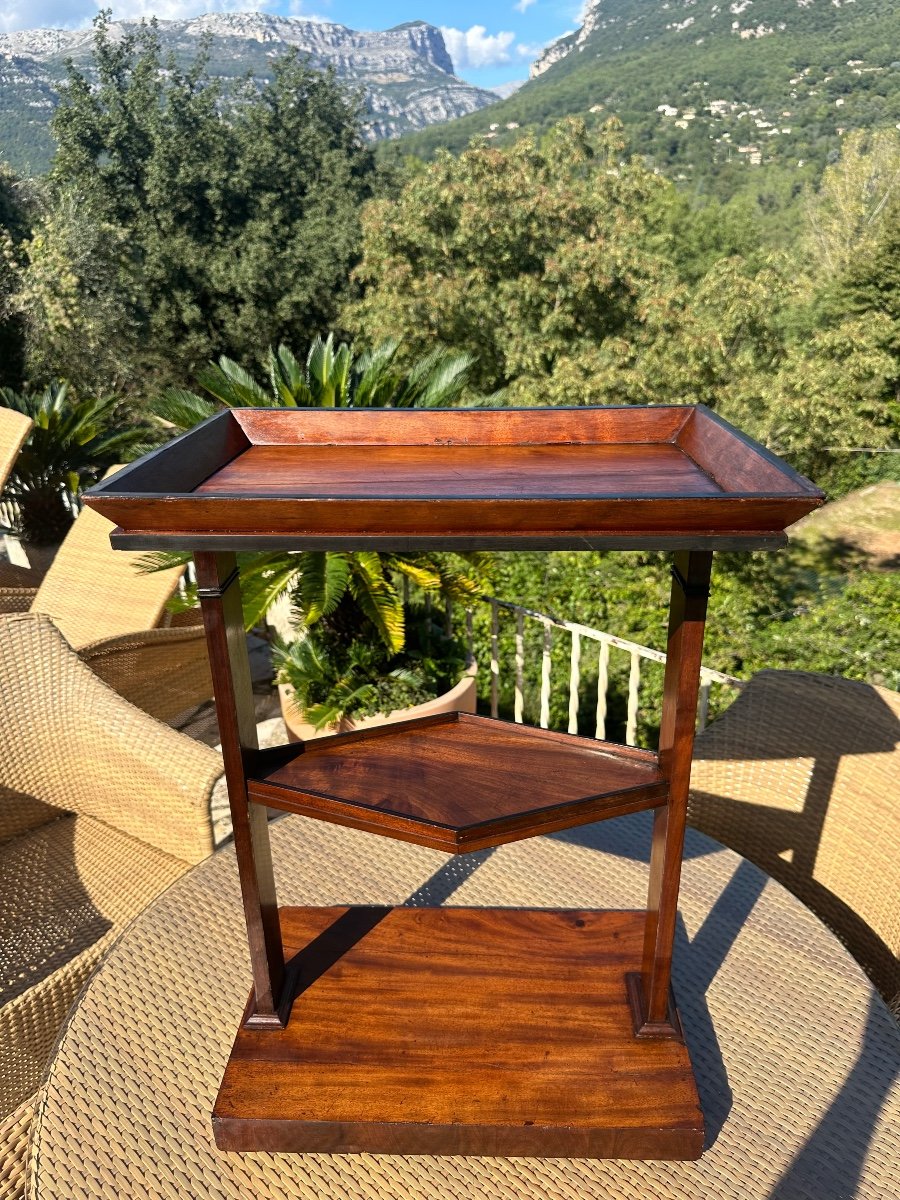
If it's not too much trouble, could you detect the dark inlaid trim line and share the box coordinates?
[103,489,816,502]
[670,564,711,599]
[111,531,789,552]
[197,565,240,598]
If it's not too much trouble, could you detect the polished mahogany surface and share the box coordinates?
[247,712,669,852]
[213,906,704,1158]
[196,442,724,499]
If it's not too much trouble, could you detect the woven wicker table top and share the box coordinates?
[30,811,900,1200]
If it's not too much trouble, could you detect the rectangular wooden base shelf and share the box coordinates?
[248,712,668,852]
[213,905,704,1159]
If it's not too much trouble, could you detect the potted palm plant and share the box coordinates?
[271,556,481,741]
[150,334,492,732]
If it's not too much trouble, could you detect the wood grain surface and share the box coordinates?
[232,404,693,446]
[247,712,669,852]
[213,906,704,1158]
[195,443,723,499]
[195,552,285,1024]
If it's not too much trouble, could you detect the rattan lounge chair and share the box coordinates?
[0,409,31,494]
[0,483,212,721]
[0,409,33,593]
[0,612,221,1197]
[689,669,900,1015]
[0,410,31,492]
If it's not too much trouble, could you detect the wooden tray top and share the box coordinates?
[84,405,823,550]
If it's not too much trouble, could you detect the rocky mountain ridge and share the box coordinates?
[0,12,497,174]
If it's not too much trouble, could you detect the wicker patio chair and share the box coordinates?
[688,669,900,1015]
[0,612,221,1197]
[0,485,212,721]
[0,409,31,494]
[0,409,33,602]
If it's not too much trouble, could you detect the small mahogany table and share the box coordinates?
[84,404,822,1160]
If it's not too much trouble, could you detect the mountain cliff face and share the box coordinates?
[0,13,497,175]
[398,0,900,190]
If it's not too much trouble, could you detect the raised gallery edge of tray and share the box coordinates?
[83,404,824,551]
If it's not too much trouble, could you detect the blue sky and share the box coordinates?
[0,2,584,89]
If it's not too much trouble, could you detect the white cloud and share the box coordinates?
[0,1,88,33]
[441,25,517,71]
[102,1,255,19]
[514,0,537,13]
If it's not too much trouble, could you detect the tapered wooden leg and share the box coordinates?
[636,550,712,1036]
[195,551,285,1028]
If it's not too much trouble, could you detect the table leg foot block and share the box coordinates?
[213,906,705,1158]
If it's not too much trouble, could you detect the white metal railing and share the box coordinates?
[468,597,742,746]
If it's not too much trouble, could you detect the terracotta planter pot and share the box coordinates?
[279,665,477,743]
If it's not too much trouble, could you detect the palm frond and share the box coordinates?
[235,551,304,629]
[331,341,352,406]
[196,357,270,407]
[151,387,216,430]
[392,348,475,408]
[389,558,444,592]
[306,335,335,404]
[352,339,402,408]
[303,682,377,730]
[268,345,311,406]
[348,553,405,653]
[296,551,352,625]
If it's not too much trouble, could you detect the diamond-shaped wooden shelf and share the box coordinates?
[247,712,668,853]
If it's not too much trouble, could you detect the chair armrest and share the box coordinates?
[66,687,221,864]
[79,624,213,723]
[0,613,221,864]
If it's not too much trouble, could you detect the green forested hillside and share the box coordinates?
[391,0,900,197]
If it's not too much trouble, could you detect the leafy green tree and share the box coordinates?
[355,118,897,491]
[348,118,675,402]
[20,14,375,395]
[803,128,900,278]
[759,316,897,480]
[0,164,33,390]
[17,188,137,394]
